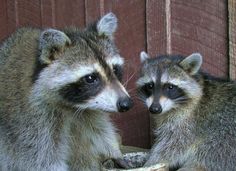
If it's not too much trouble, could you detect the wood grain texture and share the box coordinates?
[41,0,55,27]
[171,0,228,77]
[102,0,150,148]
[146,0,167,56]
[85,0,103,25]
[6,0,18,37]
[146,0,228,77]
[229,0,236,79]
[54,0,85,28]
[0,0,8,41]
[17,0,41,27]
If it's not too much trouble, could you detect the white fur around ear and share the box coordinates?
[140,51,150,63]
[179,53,203,75]
[97,12,117,38]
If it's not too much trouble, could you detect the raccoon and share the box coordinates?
[0,13,133,171]
[136,52,236,171]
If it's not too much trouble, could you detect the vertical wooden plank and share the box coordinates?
[6,0,18,35]
[229,0,236,79]
[17,0,42,27]
[0,0,8,41]
[85,0,103,25]
[41,0,55,28]
[54,0,85,28]
[147,0,228,77]
[101,0,149,148]
[146,0,167,56]
[171,0,228,77]
[85,0,150,148]
[86,0,149,148]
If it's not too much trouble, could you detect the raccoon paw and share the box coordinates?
[103,158,134,169]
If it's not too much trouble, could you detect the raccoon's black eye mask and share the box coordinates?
[113,64,123,81]
[161,83,190,104]
[139,81,187,101]
[140,82,154,97]
[83,73,99,84]
[162,83,184,99]
[59,72,104,103]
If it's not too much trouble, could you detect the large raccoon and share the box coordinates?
[136,52,236,171]
[0,13,133,171]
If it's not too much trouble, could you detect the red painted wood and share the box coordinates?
[84,0,150,148]
[41,0,55,27]
[85,0,102,25]
[6,0,18,36]
[229,0,236,79]
[17,0,42,27]
[54,0,85,28]
[171,0,228,77]
[146,0,228,77]
[146,0,167,56]
[101,0,150,148]
[0,0,8,41]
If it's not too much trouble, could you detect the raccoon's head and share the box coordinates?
[32,13,133,113]
[137,52,203,115]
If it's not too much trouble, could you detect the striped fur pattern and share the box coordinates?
[137,52,236,171]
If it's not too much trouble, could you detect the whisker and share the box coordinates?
[72,108,81,118]
[72,107,86,119]
[173,97,190,104]
[123,71,136,88]
[127,87,137,93]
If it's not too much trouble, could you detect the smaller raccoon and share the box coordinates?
[137,52,236,171]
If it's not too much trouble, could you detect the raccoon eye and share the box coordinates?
[163,84,178,94]
[84,73,98,84]
[140,82,154,97]
[168,85,174,89]
[113,65,123,81]
[145,82,154,90]
[164,84,176,91]
[139,82,154,97]
[163,83,185,100]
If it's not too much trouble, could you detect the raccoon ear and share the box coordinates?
[97,12,117,38]
[140,51,150,63]
[179,53,203,75]
[39,29,71,64]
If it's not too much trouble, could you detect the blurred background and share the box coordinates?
[0,0,235,149]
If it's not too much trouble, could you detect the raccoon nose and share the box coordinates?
[149,104,162,114]
[117,97,133,112]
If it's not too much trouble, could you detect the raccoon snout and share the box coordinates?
[117,97,133,112]
[149,103,162,114]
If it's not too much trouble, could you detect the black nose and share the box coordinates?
[117,97,133,112]
[149,104,162,114]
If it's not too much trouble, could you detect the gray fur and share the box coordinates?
[137,53,236,171]
[39,29,71,64]
[179,53,202,75]
[0,13,129,171]
[97,12,117,38]
[140,51,150,63]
